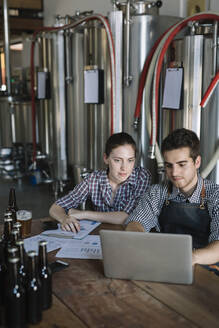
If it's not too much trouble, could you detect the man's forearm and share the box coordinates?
[125,221,145,232]
[193,240,219,265]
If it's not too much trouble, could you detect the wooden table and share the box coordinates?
[4,219,219,327]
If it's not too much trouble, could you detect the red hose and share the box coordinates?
[134,35,162,119]
[134,25,175,120]
[200,71,219,108]
[153,13,219,146]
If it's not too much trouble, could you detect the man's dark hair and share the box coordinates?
[105,132,137,157]
[161,128,200,162]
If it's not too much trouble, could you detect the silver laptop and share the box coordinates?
[100,230,193,285]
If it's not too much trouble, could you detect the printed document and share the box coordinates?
[24,234,62,254]
[55,235,102,260]
[41,220,101,240]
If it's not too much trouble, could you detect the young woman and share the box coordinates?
[49,132,151,232]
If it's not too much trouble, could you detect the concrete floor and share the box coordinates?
[0,177,55,221]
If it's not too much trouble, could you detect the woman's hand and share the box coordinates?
[61,215,81,233]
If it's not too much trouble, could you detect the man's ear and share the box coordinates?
[103,153,108,165]
[195,155,201,169]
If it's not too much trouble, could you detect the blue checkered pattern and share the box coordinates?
[125,174,219,243]
[56,167,151,214]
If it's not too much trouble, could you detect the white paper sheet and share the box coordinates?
[41,220,101,240]
[162,67,183,109]
[55,235,102,259]
[24,235,62,254]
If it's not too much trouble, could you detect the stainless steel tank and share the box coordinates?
[0,97,34,145]
[38,18,111,186]
[83,21,111,173]
[122,9,180,177]
[37,36,53,159]
[160,26,219,184]
[38,29,68,183]
[0,97,12,147]
[13,101,33,143]
[66,28,87,184]
[200,36,219,184]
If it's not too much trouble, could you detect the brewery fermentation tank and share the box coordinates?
[37,6,182,186]
[1,1,218,187]
[38,28,67,183]
[121,9,180,175]
[0,97,12,147]
[66,29,87,184]
[38,17,111,186]
[66,20,111,183]
[200,36,219,183]
[0,98,36,147]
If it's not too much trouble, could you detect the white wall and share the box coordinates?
[43,0,112,25]
[43,0,219,26]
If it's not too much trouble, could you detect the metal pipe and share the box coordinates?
[212,20,218,77]
[3,0,11,95]
[124,0,132,86]
[65,16,73,84]
[0,54,2,86]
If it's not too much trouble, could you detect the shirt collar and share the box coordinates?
[125,168,137,186]
[100,170,111,188]
[168,173,203,201]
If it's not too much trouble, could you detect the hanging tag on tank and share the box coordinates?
[37,71,51,99]
[84,66,104,104]
[162,67,183,110]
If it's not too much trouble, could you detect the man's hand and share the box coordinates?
[192,241,219,265]
[125,221,145,232]
[61,215,81,233]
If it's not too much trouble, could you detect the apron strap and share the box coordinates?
[165,179,206,209]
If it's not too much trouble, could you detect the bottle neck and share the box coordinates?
[8,188,18,211]
[8,259,20,284]
[3,220,13,241]
[7,247,19,262]
[17,244,26,266]
[39,245,48,268]
[11,230,19,246]
[0,240,5,265]
[28,256,38,279]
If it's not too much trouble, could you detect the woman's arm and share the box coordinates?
[68,208,128,224]
[49,203,80,233]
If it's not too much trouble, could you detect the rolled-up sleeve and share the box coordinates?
[56,179,89,212]
[123,167,152,214]
[125,184,166,232]
[208,190,219,243]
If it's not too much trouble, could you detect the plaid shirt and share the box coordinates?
[56,167,151,214]
[125,174,219,243]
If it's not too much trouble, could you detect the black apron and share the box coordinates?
[158,181,211,249]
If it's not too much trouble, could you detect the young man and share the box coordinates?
[125,128,219,265]
[49,132,151,233]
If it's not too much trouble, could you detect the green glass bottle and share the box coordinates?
[5,257,27,328]
[26,250,42,324]
[38,240,52,310]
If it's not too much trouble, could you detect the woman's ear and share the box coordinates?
[103,153,109,165]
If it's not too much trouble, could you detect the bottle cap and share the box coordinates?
[39,240,48,246]
[8,257,20,264]
[27,250,37,257]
